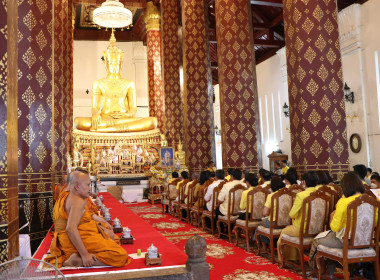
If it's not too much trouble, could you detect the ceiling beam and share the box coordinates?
[250,0,283,7]
[73,0,145,8]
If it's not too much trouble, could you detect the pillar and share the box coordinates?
[182,0,215,173]
[283,0,349,178]
[215,0,262,171]
[145,2,165,132]
[0,0,19,262]
[161,0,184,147]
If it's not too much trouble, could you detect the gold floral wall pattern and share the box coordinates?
[283,0,349,178]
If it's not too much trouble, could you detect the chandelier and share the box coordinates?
[93,0,132,29]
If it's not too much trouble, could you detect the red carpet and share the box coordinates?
[127,202,304,280]
[33,193,187,276]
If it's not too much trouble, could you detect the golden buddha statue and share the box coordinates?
[175,140,186,166]
[74,31,157,133]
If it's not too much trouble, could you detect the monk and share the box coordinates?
[45,171,130,267]
[53,175,67,202]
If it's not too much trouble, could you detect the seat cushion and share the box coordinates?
[317,244,376,259]
[281,234,314,245]
[235,219,261,227]
[218,215,238,221]
[256,225,283,235]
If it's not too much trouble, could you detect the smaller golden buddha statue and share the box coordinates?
[74,31,157,133]
[175,140,186,166]
[160,134,168,147]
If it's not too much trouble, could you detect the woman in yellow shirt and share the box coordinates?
[308,171,365,277]
[254,176,286,247]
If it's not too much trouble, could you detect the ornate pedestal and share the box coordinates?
[72,129,161,179]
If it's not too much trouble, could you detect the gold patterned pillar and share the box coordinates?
[0,0,19,262]
[182,0,215,172]
[161,0,184,146]
[215,0,262,171]
[283,0,349,178]
[145,2,166,132]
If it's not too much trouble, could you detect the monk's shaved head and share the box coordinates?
[68,170,88,188]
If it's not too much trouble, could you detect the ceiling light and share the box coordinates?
[93,0,132,29]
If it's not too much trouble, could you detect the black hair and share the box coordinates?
[199,170,211,185]
[302,171,319,188]
[274,160,281,168]
[259,169,272,181]
[172,171,179,178]
[316,170,329,185]
[367,167,373,174]
[227,168,233,175]
[231,169,242,181]
[340,171,365,197]
[281,160,288,164]
[284,169,298,185]
[371,174,380,182]
[353,164,367,180]
[215,169,225,180]
[181,171,188,180]
[270,176,285,192]
[245,173,259,187]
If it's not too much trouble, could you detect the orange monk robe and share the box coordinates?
[44,191,130,268]
[87,197,99,215]
[53,183,66,202]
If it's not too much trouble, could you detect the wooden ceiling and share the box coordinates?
[73,0,368,84]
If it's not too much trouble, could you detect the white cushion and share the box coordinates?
[281,234,314,245]
[317,244,376,259]
[218,215,238,221]
[256,225,283,235]
[235,219,261,227]
[19,234,31,258]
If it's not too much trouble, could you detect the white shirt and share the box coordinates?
[260,181,270,188]
[218,180,247,216]
[204,179,223,211]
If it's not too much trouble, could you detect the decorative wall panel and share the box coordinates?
[18,0,54,253]
[182,0,215,172]
[215,0,261,171]
[161,0,184,147]
[147,29,166,132]
[283,0,349,178]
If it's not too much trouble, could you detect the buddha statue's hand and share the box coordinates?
[91,109,101,130]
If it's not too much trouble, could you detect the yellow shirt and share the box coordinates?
[176,179,184,190]
[264,191,278,221]
[289,187,316,228]
[240,186,254,212]
[282,166,289,174]
[225,175,231,181]
[330,194,361,233]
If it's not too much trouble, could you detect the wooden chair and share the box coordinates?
[278,192,330,278]
[189,179,214,227]
[255,187,296,263]
[316,194,380,280]
[329,183,342,198]
[235,186,270,252]
[147,183,164,205]
[201,181,225,235]
[179,182,197,223]
[161,181,179,213]
[171,179,190,218]
[316,185,338,212]
[217,184,246,243]
[289,184,304,194]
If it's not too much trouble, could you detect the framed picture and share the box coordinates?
[159,147,174,167]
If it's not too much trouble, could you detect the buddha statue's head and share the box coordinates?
[103,31,124,75]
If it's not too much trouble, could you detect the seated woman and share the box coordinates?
[258,169,272,188]
[238,173,259,220]
[308,172,365,277]
[284,169,298,187]
[315,170,330,189]
[277,171,319,262]
[254,176,286,247]
[193,170,212,207]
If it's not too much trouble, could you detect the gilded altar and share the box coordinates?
[71,129,161,178]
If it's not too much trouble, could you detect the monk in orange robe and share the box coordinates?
[45,171,130,267]
[53,175,67,202]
